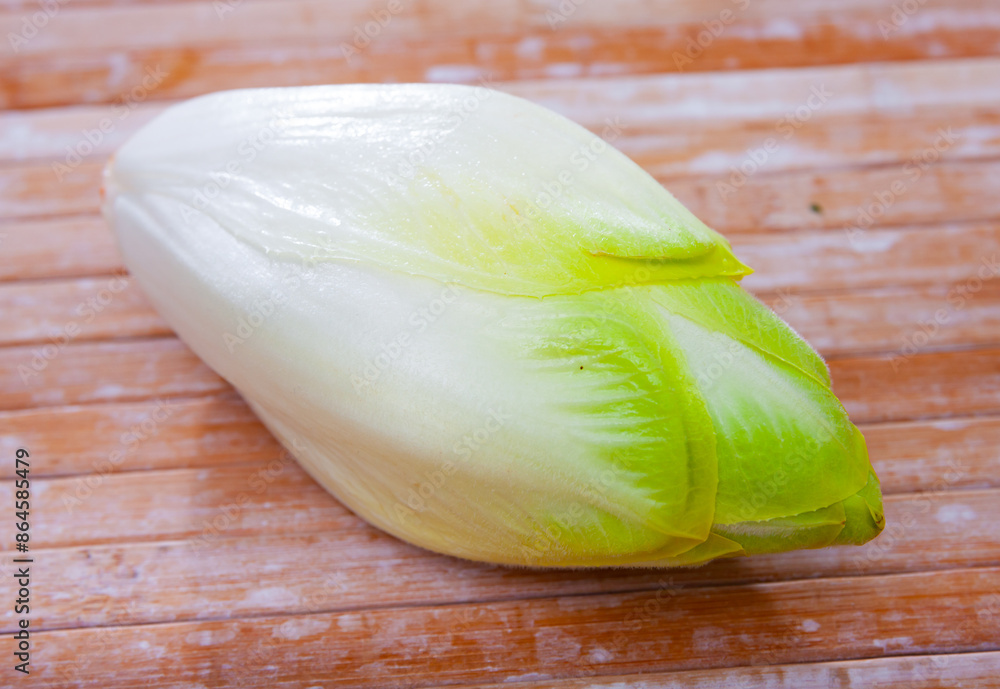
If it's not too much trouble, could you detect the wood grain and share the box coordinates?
[4,395,999,501]
[7,156,1000,240]
[0,337,227,410]
[2,1,1000,685]
[1,484,996,633]
[2,4,999,109]
[24,567,1000,687]
[0,273,169,346]
[5,331,998,423]
[740,223,1000,294]
[4,217,998,298]
[7,273,1000,354]
[0,216,120,281]
[0,393,280,477]
[447,652,1000,688]
[3,56,999,165]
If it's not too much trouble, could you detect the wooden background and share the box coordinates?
[2,0,1000,686]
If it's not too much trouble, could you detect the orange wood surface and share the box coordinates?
[2,0,1000,686]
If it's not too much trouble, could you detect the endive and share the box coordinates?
[103,83,884,568]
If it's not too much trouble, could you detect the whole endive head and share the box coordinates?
[103,83,883,567]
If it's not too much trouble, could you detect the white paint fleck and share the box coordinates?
[545,63,583,79]
[587,646,614,664]
[692,625,727,653]
[873,636,914,652]
[932,419,969,431]
[504,673,552,683]
[565,34,593,51]
[586,62,630,77]
[800,618,821,632]
[936,504,977,524]
[337,616,363,632]
[93,384,126,398]
[516,36,545,60]
[424,65,481,83]
[185,629,237,647]
[850,233,900,254]
[243,586,299,609]
[761,18,803,40]
[106,52,130,88]
[534,627,582,662]
[273,617,332,641]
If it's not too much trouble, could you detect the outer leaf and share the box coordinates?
[109,84,749,299]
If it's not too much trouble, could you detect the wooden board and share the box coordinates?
[2,0,1000,686]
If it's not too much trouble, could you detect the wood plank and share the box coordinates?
[0,159,101,220]
[739,223,1000,294]
[445,652,1000,689]
[0,101,165,164]
[6,151,1000,239]
[7,273,1000,356]
[0,273,169,346]
[830,345,1000,424]
[0,216,119,281]
[0,393,281,477]
[5,393,999,497]
[1,488,996,632]
[3,215,997,297]
[628,111,1000,181]
[2,331,998,423]
[666,157,1000,235]
[5,57,1000,165]
[0,337,227,410]
[515,57,1000,130]
[9,108,999,199]
[24,567,1000,687]
[864,415,1000,496]
[5,102,999,181]
[759,280,1000,357]
[1,461,354,548]
[2,0,989,57]
[2,7,999,109]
